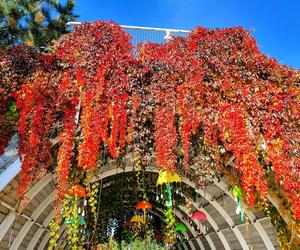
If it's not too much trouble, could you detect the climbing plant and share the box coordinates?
[0,21,299,248]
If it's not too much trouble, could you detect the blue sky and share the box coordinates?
[74,0,300,69]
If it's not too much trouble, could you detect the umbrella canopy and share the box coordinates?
[124,221,132,228]
[130,215,144,224]
[232,185,242,200]
[79,216,86,225]
[156,170,181,185]
[191,210,207,221]
[164,236,175,244]
[175,223,187,232]
[136,200,153,210]
[154,232,164,240]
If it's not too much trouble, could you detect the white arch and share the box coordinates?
[179,205,216,250]
[0,173,53,241]
[47,206,195,250]
[213,178,275,250]
[91,164,260,249]
[0,212,15,241]
[38,232,50,250]
[0,133,290,246]
[183,177,249,250]
[0,160,277,250]
[190,202,231,250]
[156,207,202,250]
[9,190,55,249]
[27,211,54,249]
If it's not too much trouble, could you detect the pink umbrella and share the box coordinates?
[191,210,207,221]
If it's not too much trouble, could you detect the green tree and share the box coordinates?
[0,0,78,48]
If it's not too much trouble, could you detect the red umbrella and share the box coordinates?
[124,221,132,228]
[136,201,153,210]
[191,210,207,221]
[154,232,164,240]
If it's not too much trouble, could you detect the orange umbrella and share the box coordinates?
[136,201,153,210]
[136,200,153,224]
[164,236,175,244]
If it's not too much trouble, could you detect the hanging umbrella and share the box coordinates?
[154,232,164,240]
[175,223,187,232]
[136,200,153,224]
[136,201,153,210]
[79,216,86,225]
[191,210,207,221]
[164,236,175,244]
[130,215,144,224]
[124,221,132,228]
[232,185,242,200]
[168,172,181,183]
[156,170,181,185]
[66,216,73,225]
[232,185,244,222]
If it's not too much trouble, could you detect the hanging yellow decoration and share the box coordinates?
[156,170,181,186]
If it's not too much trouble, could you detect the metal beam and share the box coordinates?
[66,22,191,34]
[0,200,47,232]
[56,223,67,248]
[25,174,53,201]
[174,210,204,250]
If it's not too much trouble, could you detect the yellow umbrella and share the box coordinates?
[164,236,175,244]
[156,170,181,185]
[130,215,144,224]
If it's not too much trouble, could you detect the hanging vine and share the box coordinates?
[0,20,299,248]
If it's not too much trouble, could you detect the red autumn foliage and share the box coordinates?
[68,184,86,198]
[1,21,299,222]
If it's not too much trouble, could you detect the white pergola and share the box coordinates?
[0,135,281,249]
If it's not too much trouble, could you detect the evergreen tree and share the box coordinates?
[0,0,78,48]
